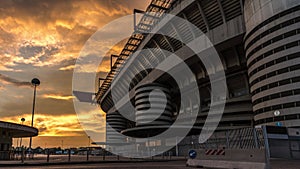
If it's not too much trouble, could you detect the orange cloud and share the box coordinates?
[3,114,81,136]
[43,94,74,100]
[0,0,150,71]
[2,112,105,137]
[59,65,75,71]
[0,0,150,148]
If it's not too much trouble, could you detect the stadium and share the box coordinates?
[95,0,300,159]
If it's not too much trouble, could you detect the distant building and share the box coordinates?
[0,121,38,160]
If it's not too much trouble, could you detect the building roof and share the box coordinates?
[0,121,38,138]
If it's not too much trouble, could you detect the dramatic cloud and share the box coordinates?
[3,112,105,137]
[0,73,31,87]
[0,0,151,147]
[42,94,74,100]
[3,114,82,136]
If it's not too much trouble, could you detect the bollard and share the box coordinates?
[68,149,71,162]
[46,149,50,163]
[24,149,26,160]
[86,148,89,161]
[103,150,105,160]
[21,148,24,163]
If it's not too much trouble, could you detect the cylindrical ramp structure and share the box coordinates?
[135,83,173,127]
[106,111,127,143]
[244,0,300,127]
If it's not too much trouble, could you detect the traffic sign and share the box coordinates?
[189,150,197,159]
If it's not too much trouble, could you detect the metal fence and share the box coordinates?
[199,127,266,150]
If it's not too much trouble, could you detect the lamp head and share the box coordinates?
[31,78,40,86]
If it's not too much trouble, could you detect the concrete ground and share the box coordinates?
[0,161,186,169]
[0,154,185,164]
[270,158,300,169]
[0,155,299,169]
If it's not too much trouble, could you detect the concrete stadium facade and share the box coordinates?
[96,0,300,151]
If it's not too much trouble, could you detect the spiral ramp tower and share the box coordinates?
[135,83,173,127]
[106,112,127,144]
[244,0,300,127]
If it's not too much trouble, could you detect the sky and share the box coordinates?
[0,0,150,148]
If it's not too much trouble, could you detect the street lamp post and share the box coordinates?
[29,78,40,152]
[87,136,91,161]
[19,118,25,148]
[88,136,91,147]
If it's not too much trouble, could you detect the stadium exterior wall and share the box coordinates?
[97,0,300,147]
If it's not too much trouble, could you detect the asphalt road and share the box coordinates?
[2,158,300,169]
[0,161,187,169]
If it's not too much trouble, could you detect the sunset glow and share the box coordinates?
[0,0,150,148]
[3,114,83,137]
[42,94,74,100]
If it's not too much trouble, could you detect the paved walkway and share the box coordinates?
[0,155,186,167]
[0,161,188,169]
[0,155,299,169]
[270,158,300,169]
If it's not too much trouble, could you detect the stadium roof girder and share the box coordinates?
[96,0,175,100]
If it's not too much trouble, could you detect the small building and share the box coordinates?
[0,121,38,160]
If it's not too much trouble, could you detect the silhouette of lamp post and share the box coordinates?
[19,118,25,148]
[28,78,40,152]
[88,136,91,147]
